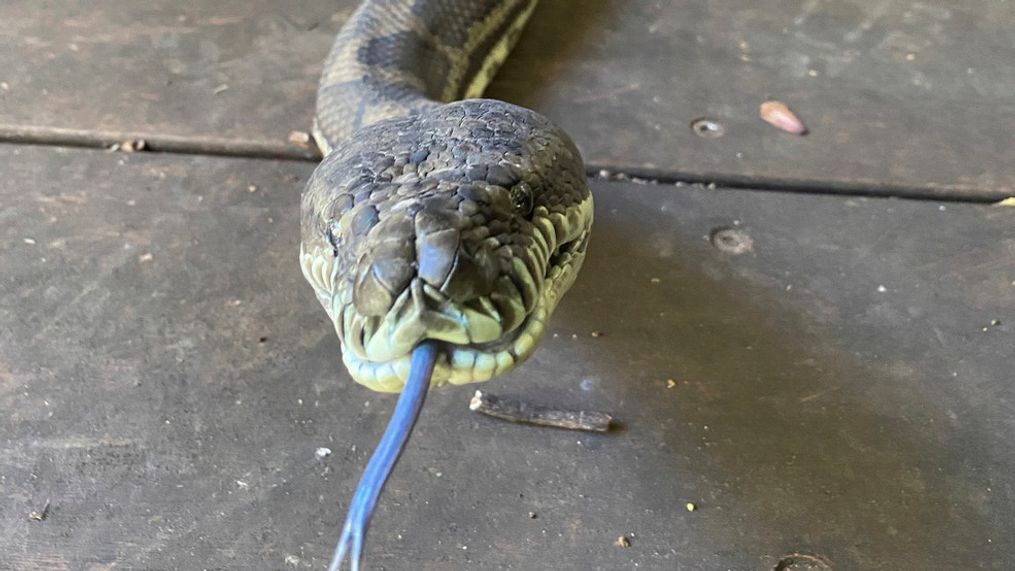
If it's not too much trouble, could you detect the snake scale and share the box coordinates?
[298,0,593,568]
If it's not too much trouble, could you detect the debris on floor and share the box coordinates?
[109,139,147,153]
[29,500,50,522]
[288,130,312,147]
[469,390,613,432]
[759,101,807,135]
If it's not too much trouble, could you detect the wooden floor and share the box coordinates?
[1,2,1013,570]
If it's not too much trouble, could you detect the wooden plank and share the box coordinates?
[2,1,1014,197]
[489,0,1015,198]
[0,0,351,153]
[2,146,1013,569]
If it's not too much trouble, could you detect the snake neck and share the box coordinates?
[313,0,539,154]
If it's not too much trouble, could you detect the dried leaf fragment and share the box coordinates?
[996,197,1015,207]
[615,535,631,547]
[760,101,807,135]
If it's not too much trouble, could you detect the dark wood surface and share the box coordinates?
[2,1,1014,197]
[3,146,1012,570]
[492,0,1015,198]
[2,1,1013,569]
[0,0,351,158]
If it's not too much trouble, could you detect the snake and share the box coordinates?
[298,1,593,568]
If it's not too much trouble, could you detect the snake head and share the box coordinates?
[301,100,592,392]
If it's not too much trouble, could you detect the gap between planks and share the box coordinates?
[0,124,1002,204]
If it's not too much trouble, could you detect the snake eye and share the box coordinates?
[509,182,534,217]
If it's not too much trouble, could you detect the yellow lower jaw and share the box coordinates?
[341,302,549,393]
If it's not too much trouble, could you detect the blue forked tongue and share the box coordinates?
[327,341,439,571]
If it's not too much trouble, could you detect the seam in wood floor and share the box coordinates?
[0,124,1001,204]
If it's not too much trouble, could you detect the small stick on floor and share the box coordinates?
[469,390,613,432]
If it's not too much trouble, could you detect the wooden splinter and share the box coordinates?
[469,390,614,433]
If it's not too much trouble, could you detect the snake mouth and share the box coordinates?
[301,193,594,393]
[471,226,589,355]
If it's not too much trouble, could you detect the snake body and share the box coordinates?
[301,0,593,392]
[300,1,593,567]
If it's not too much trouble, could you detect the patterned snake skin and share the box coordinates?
[300,0,593,392]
